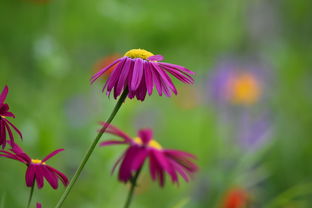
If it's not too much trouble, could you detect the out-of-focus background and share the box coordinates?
[1,0,312,207]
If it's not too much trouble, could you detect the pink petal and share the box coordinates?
[42,166,59,189]
[147,55,164,61]
[34,166,44,189]
[5,118,22,139]
[90,58,122,83]
[150,63,163,96]
[99,140,127,146]
[0,86,8,104]
[159,63,195,75]
[47,166,69,186]
[98,122,133,143]
[25,165,36,187]
[144,62,153,95]
[42,149,64,162]
[115,58,132,96]
[138,129,153,145]
[106,58,126,93]
[130,58,144,91]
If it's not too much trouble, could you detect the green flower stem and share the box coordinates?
[26,184,34,208]
[123,167,143,208]
[55,89,128,208]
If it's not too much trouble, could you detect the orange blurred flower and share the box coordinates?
[227,71,262,105]
[93,54,121,81]
[221,188,249,208]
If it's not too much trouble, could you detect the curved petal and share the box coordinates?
[42,149,64,162]
[159,63,195,75]
[131,148,148,170]
[150,63,163,96]
[130,58,144,91]
[147,55,164,61]
[3,121,14,142]
[46,165,69,187]
[111,152,126,175]
[2,111,15,118]
[98,122,133,143]
[135,73,147,101]
[144,62,153,95]
[99,140,127,147]
[25,165,36,187]
[106,58,126,96]
[138,129,153,145]
[118,146,138,182]
[151,63,173,96]
[160,65,194,84]
[0,86,8,104]
[0,120,6,148]
[35,166,44,189]
[115,58,132,96]
[4,118,22,139]
[42,165,59,189]
[90,58,122,83]
[0,104,9,114]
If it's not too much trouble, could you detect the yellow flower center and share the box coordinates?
[124,49,154,60]
[134,137,162,150]
[0,116,5,119]
[31,159,45,165]
[228,72,261,105]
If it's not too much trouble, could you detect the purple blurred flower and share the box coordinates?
[0,142,68,189]
[208,61,268,106]
[99,123,198,186]
[238,113,272,150]
[36,203,42,208]
[0,85,22,149]
[91,49,195,101]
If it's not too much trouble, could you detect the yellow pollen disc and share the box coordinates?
[229,72,261,105]
[124,49,154,60]
[134,137,143,145]
[31,159,45,165]
[134,137,162,150]
[148,140,162,150]
[0,116,5,119]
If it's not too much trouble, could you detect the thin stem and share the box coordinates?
[55,90,128,208]
[26,184,35,208]
[124,167,143,208]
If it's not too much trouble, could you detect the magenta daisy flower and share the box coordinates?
[99,123,198,186]
[0,85,22,149]
[0,142,69,189]
[91,49,195,101]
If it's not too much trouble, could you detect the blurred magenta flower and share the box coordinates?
[91,49,195,101]
[99,123,198,186]
[36,203,42,208]
[0,85,22,149]
[0,142,68,189]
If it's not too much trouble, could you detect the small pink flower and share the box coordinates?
[0,142,68,189]
[99,123,198,186]
[36,203,42,208]
[91,49,195,101]
[0,85,22,149]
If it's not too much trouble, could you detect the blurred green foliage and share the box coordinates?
[1,0,312,207]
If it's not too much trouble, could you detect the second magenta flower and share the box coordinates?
[99,123,198,186]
